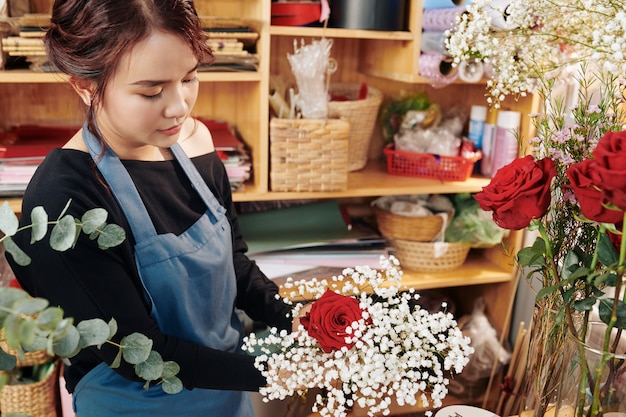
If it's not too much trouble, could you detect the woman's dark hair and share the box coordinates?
[44,0,213,149]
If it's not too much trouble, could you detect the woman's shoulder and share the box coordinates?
[178,118,215,157]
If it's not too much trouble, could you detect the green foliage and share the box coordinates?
[0,200,183,394]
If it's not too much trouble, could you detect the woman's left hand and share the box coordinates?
[292,303,313,332]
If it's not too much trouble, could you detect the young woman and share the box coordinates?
[7,1,296,415]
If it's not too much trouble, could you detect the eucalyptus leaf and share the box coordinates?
[81,208,108,235]
[77,318,111,349]
[162,376,183,394]
[97,223,126,249]
[134,350,164,382]
[108,318,118,340]
[36,306,65,331]
[13,296,49,316]
[0,288,30,309]
[52,317,75,339]
[0,348,16,371]
[30,206,49,243]
[52,324,80,357]
[161,361,180,379]
[17,317,37,346]
[121,333,152,365]
[3,236,31,267]
[22,335,49,352]
[0,201,18,236]
[50,214,79,252]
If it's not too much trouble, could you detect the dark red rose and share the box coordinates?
[566,159,623,224]
[592,131,626,211]
[300,289,365,353]
[474,155,556,230]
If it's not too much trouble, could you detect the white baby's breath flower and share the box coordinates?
[242,256,474,417]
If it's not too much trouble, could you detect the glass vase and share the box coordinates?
[513,305,581,417]
[565,321,626,417]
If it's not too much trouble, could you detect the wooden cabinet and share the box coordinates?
[1,0,538,411]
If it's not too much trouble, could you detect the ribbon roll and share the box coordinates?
[458,59,484,83]
[418,52,458,88]
[487,0,517,30]
[422,6,466,31]
[420,31,449,55]
[423,0,467,9]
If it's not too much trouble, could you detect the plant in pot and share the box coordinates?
[0,200,183,416]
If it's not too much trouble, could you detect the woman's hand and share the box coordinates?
[292,302,313,332]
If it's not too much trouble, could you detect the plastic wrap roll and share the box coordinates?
[422,6,466,31]
[420,31,449,55]
[488,0,517,30]
[418,52,458,88]
[423,0,467,9]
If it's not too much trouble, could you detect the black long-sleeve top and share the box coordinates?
[6,148,293,393]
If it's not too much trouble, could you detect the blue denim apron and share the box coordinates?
[73,124,254,416]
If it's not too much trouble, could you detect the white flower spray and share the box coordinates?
[242,256,474,417]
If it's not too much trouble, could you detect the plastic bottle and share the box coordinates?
[480,108,498,177]
[468,105,487,150]
[491,110,521,177]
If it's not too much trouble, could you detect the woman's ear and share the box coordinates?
[69,76,96,106]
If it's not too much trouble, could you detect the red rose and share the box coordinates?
[474,155,556,230]
[566,159,623,224]
[300,289,365,353]
[592,131,626,211]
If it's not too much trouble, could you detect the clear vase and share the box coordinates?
[513,305,582,417]
[565,321,626,417]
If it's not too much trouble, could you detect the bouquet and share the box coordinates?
[243,256,474,417]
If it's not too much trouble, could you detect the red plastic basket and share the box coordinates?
[384,144,481,181]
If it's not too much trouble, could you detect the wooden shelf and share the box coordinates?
[270,25,415,41]
[233,161,490,202]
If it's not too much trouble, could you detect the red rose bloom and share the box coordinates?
[566,159,623,224]
[474,155,556,230]
[592,131,626,211]
[300,289,365,353]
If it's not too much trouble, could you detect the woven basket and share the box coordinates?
[374,207,450,242]
[0,359,60,417]
[0,339,53,368]
[392,240,470,273]
[270,118,350,192]
[328,83,383,171]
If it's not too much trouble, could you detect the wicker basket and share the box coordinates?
[328,83,383,171]
[270,118,350,192]
[374,207,450,242]
[0,359,60,417]
[0,339,54,368]
[392,240,470,273]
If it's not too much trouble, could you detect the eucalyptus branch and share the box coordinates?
[0,199,183,394]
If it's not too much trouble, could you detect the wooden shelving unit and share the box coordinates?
[0,0,539,412]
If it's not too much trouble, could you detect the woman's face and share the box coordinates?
[95,30,200,159]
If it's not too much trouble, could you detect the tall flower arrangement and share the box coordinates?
[447,1,626,417]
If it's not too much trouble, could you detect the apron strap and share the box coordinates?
[170,143,226,221]
[82,123,158,240]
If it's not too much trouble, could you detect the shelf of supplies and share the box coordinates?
[270,26,415,41]
[0,70,262,83]
[233,160,491,202]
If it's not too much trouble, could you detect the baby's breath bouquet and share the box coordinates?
[243,257,473,417]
